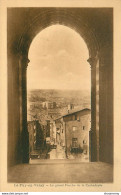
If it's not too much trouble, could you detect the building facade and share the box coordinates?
[42,101,56,109]
[54,108,91,160]
[63,109,91,159]
[28,120,45,156]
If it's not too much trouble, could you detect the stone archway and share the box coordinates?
[7,8,113,166]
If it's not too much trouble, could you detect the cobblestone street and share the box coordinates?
[48,144,66,159]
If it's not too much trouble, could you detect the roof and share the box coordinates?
[62,108,91,117]
[55,108,91,121]
[54,116,62,121]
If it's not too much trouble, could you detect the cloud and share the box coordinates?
[28,25,90,91]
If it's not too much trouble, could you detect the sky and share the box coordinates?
[27,25,90,91]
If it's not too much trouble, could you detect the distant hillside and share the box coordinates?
[28,89,90,103]
[27,89,90,123]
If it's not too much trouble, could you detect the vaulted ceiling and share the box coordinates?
[7,8,113,58]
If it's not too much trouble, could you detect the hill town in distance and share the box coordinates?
[27,89,91,163]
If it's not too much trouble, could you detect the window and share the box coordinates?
[72,138,78,147]
[75,114,77,120]
[72,115,75,120]
[83,126,85,130]
[83,140,87,144]
[77,115,80,121]
[73,126,77,131]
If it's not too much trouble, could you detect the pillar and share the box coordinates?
[99,46,113,164]
[19,53,30,163]
[87,53,99,161]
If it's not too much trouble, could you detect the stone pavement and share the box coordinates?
[8,162,113,183]
[48,144,66,159]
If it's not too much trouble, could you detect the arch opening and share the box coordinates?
[27,24,92,162]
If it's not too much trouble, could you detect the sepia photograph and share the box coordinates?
[7,7,113,183]
[0,0,121,192]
